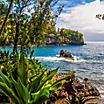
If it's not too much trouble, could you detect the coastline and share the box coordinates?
[50,72,101,104]
[1,42,104,103]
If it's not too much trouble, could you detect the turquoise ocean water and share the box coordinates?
[33,42,104,97]
[0,42,104,97]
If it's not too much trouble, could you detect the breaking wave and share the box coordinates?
[35,56,85,63]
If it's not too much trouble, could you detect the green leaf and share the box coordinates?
[52,76,70,87]
[30,50,34,58]
[10,74,29,104]
[31,86,51,103]
[17,55,28,86]
[30,73,44,92]
[0,82,20,104]
[0,71,12,89]
[18,78,29,104]
[38,69,58,90]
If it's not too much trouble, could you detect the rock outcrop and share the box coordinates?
[48,72,100,104]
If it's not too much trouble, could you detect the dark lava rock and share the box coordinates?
[48,73,100,104]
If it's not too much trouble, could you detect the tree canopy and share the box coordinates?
[0,0,63,49]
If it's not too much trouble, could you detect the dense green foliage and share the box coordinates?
[45,28,84,45]
[0,0,63,47]
[0,0,84,46]
[0,53,68,103]
[59,28,84,44]
[0,0,67,103]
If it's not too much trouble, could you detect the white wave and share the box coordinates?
[35,56,85,63]
[35,56,64,61]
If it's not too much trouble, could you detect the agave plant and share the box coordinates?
[0,52,68,104]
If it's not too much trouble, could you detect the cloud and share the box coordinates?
[56,0,104,41]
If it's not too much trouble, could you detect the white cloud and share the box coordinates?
[56,0,104,41]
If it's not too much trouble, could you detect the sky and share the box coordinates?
[56,0,104,41]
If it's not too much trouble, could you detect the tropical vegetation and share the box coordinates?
[0,0,84,47]
[0,0,64,47]
[56,28,84,45]
[0,0,96,104]
[0,0,67,103]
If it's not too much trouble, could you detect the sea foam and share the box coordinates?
[35,55,84,63]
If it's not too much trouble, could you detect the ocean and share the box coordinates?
[33,42,104,98]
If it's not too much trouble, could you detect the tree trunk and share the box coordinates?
[13,22,19,54]
[0,0,14,36]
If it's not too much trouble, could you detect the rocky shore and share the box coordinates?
[48,72,100,104]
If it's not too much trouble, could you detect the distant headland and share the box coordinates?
[45,28,85,46]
